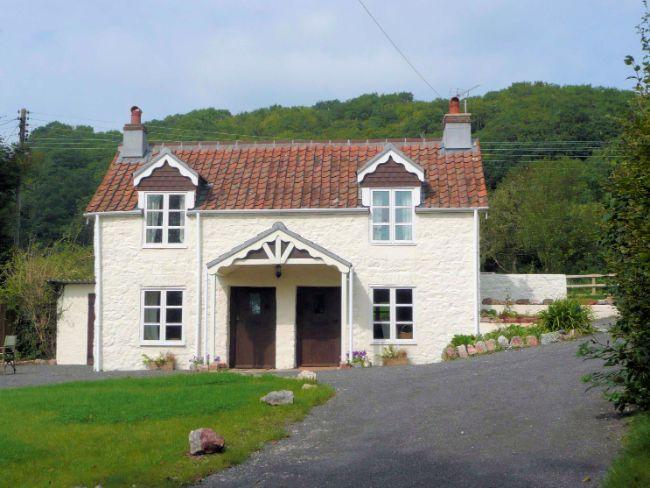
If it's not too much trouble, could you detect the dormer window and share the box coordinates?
[144,193,186,246]
[371,189,414,243]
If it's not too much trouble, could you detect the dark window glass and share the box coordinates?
[146,229,163,243]
[166,308,182,324]
[143,325,160,340]
[396,306,413,322]
[396,288,412,304]
[166,291,183,306]
[373,288,390,304]
[396,323,413,340]
[166,325,182,341]
[250,292,261,315]
[373,322,390,340]
[144,291,161,306]
[373,306,391,322]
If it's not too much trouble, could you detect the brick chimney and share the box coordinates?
[122,106,148,158]
[442,97,472,150]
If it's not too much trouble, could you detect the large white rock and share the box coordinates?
[261,390,294,405]
[297,370,317,381]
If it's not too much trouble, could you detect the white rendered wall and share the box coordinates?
[480,273,567,303]
[56,283,94,365]
[99,211,476,370]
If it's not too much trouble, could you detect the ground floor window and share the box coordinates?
[372,287,414,342]
[142,289,183,343]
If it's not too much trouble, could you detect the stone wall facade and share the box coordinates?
[480,273,567,303]
[97,211,477,370]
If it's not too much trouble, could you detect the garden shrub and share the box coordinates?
[450,334,476,347]
[538,298,593,332]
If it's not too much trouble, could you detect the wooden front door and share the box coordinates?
[87,293,95,366]
[296,287,341,367]
[229,287,276,369]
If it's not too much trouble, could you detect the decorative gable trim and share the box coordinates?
[133,147,199,187]
[207,222,352,274]
[356,144,425,184]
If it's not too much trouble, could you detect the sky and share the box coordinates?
[0,0,646,137]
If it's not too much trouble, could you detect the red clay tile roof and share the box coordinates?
[86,140,488,212]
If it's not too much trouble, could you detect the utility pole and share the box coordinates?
[15,108,29,247]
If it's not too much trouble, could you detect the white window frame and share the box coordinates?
[142,192,188,248]
[369,189,416,244]
[140,287,185,346]
[369,286,416,345]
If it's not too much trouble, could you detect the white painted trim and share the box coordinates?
[348,269,354,359]
[195,212,202,358]
[83,210,142,217]
[340,272,348,364]
[416,207,489,213]
[356,148,425,183]
[473,208,480,335]
[368,285,416,344]
[204,270,209,363]
[133,151,199,186]
[93,215,103,371]
[139,287,186,346]
[186,208,368,215]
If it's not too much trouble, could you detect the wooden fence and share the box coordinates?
[566,274,615,295]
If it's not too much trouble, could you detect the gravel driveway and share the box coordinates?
[197,335,623,488]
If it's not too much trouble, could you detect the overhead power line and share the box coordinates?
[356,0,443,99]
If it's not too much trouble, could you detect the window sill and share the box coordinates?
[140,341,186,347]
[370,242,417,246]
[142,244,189,250]
[370,340,417,346]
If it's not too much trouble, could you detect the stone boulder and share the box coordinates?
[486,339,497,352]
[297,370,317,381]
[456,345,468,359]
[510,336,523,347]
[443,346,458,360]
[497,335,509,348]
[302,383,317,390]
[466,344,477,356]
[189,428,225,455]
[541,331,561,345]
[525,335,539,347]
[474,341,488,354]
[261,390,294,405]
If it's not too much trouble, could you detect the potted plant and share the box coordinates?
[142,352,176,370]
[349,350,372,368]
[380,345,408,366]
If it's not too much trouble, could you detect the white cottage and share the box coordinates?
[56,98,488,370]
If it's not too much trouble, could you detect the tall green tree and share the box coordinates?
[482,158,609,273]
[0,139,20,263]
[580,7,650,411]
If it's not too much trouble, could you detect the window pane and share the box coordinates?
[396,306,413,322]
[166,308,182,324]
[166,325,182,341]
[249,292,261,315]
[168,211,184,227]
[396,323,413,340]
[395,208,412,224]
[166,291,182,306]
[144,291,161,306]
[372,191,389,206]
[373,322,390,340]
[168,229,184,244]
[143,324,160,340]
[146,229,162,243]
[146,211,163,226]
[395,191,412,206]
[373,288,390,304]
[144,308,160,323]
[169,195,185,210]
[395,225,412,241]
[373,225,390,241]
[373,306,390,322]
[146,195,163,210]
[372,208,389,224]
[396,289,412,304]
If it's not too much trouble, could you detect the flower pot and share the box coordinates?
[159,362,175,371]
[382,357,409,367]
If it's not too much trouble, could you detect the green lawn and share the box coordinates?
[604,412,650,488]
[0,372,333,487]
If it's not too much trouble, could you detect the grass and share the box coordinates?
[603,412,650,488]
[0,372,333,487]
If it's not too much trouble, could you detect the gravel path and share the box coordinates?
[197,333,623,488]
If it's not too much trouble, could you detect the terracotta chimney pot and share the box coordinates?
[449,97,461,114]
[130,106,143,125]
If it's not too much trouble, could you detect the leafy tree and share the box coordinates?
[579,7,650,411]
[0,138,20,263]
[482,158,609,273]
[0,240,93,358]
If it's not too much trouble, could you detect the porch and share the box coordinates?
[207,222,354,369]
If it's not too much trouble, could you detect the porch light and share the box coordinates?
[275,264,282,279]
